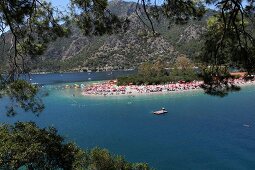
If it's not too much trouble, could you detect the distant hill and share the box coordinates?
[1,0,215,72]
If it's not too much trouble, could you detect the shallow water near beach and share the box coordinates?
[1,71,255,170]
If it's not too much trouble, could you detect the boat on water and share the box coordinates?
[154,108,168,115]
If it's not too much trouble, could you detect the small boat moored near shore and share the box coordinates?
[154,108,168,115]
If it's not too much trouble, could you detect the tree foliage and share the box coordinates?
[201,14,255,72]
[199,66,241,97]
[135,0,205,32]
[4,80,44,116]
[0,0,70,115]
[70,0,129,35]
[0,122,152,170]
[0,122,86,170]
[138,60,166,77]
[85,147,151,170]
[174,54,193,70]
[118,60,199,85]
[190,0,255,95]
[199,9,255,95]
[0,0,69,77]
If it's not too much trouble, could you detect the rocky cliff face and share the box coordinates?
[177,24,206,43]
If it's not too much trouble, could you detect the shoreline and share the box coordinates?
[81,87,204,97]
[30,69,135,75]
[81,79,255,97]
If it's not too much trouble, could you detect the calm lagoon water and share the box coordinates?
[1,71,255,170]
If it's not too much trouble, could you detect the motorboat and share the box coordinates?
[153,108,168,115]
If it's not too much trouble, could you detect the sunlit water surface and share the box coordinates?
[1,71,255,170]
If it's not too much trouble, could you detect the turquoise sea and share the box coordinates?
[1,71,255,170]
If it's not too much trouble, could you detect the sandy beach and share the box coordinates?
[81,78,255,97]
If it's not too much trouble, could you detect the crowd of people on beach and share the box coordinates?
[81,77,255,96]
[82,80,202,96]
